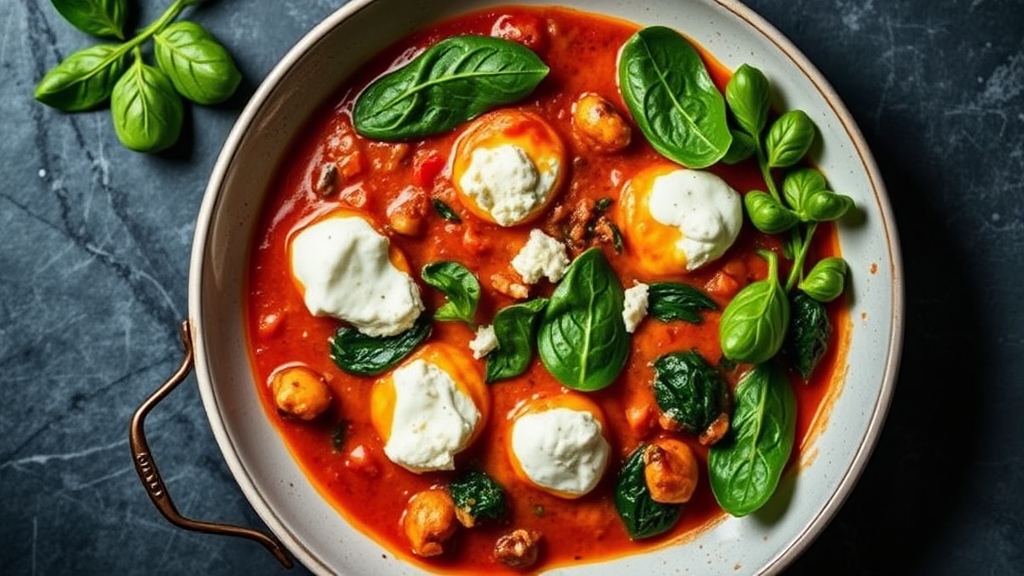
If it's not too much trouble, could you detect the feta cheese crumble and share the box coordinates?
[622,282,650,333]
[511,229,570,284]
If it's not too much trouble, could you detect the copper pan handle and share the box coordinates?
[129,320,294,569]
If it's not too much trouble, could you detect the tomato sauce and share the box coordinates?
[245,5,847,574]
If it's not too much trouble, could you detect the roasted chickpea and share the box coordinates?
[493,528,542,569]
[643,437,699,504]
[270,365,331,420]
[403,488,458,557]
[572,92,632,153]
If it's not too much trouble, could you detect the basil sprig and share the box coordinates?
[421,261,480,325]
[353,35,549,140]
[35,0,241,153]
[717,64,854,369]
[617,26,732,169]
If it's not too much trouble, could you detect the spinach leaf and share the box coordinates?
[34,44,128,111]
[653,351,728,435]
[785,292,831,381]
[421,261,480,324]
[154,21,241,105]
[537,248,629,391]
[647,282,717,324]
[110,56,183,153]
[431,199,462,223]
[50,0,127,39]
[617,26,732,169]
[708,362,796,516]
[718,250,790,365]
[449,469,507,524]
[353,35,549,140]
[615,444,683,539]
[329,314,431,376]
[486,298,548,383]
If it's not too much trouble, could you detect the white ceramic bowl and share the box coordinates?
[188,0,903,574]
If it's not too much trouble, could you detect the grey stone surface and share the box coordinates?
[1,0,1022,574]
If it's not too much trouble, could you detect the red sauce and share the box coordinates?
[245,5,847,574]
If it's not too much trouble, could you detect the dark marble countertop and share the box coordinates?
[3,0,1022,574]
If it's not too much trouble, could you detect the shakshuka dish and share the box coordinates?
[245,4,853,574]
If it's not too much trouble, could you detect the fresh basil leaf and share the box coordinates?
[725,63,771,138]
[744,190,799,234]
[154,21,242,105]
[785,292,832,380]
[50,0,127,39]
[798,257,847,303]
[708,362,796,516]
[537,248,629,391]
[765,109,815,168]
[34,44,128,112]
[353,35,549,140]
[421,261,480,324]
[647,282,717,324]
[718,250,790,365]
[653,351,728,435]
[617,26,732,169]
[803,190,854,222]
[329,314,432,376]
[615,444,682,539]
[110,57,183,153]
[486,298,548,383]
[781,167,827,214]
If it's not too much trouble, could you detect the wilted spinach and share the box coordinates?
[353,35,549,140]
[653,351,729,438]
[785,292,832,381]
[708,362,796,516]
[449,469,508,525]
[35,0,241,152]
[328,315,431,376]
[646,282,717,324]
[615,444,683,539]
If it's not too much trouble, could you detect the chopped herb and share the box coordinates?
[330,422,347,453]
[432,198,462,223]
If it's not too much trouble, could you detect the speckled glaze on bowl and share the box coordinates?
[188,0,903,574]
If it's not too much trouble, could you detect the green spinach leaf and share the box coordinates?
[329,314,432,376]
[486,298,548,383]
[615,444,683,539]
[110,56,183,152]
[785,292,832,380]
[647,282,717,324]
[537,248,628,391]
[617,26,732,169]
[653,351,728,435]
[50,0,127,39]
[421,261,480,325]
[353,35,549,140]
[154,21,241,105]
[708,362,796,516]
[34,44,128,111]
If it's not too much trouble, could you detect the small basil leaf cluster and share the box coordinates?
[34,0,241,153]
[716,64,854,374]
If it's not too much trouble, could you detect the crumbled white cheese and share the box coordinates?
[383,359,481,473]
[511,228,570,284]
[458,144,559,226]
[649,169,742,271]
[622,282,650,334]
[469,324,498,359]
[290,216,423,337]
[511,407,610,497]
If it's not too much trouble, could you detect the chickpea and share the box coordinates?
[402,488,458,557]
[572,92,632,154]
[493,528,542,569]
[270,365,332,421]
[643,437,699,504]
[386,186,428,237]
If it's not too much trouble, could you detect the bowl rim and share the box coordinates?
[188,1,904,574]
